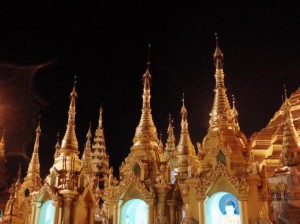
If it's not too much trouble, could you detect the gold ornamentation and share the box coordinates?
[196,162,249,196]
[105,173,155,200]
[32,183,59,202]
[78,184,97,205]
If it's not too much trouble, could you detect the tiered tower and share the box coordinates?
[176,96,196,180]
[92,106,110,189]
[164,114,177,184]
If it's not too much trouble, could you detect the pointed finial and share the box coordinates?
[182,93,185,105]
[100,103,103,112]
[54,132,60,157]
[232,94,235,106]
[147,44,151,69]
[281,95,284,104]
[86,121,92,139]
[37,115,41,131]
[213,33,224,68]
[74,75,77,86]
[215,33,219,47]
[283,84,288,100]
[70,75,78,98]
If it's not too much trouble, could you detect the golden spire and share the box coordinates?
[213,33,224,69]
[82,123,94,173]
[231,94,240,130]
[165,114,177,168]
[177,94,195,156]
[166,114,176,150]
[0,128,5,158]
[158,132,164,154]
[176,95,196,180]
[92,105,110,181]
[209,34,236,129]
[60,78,79,154]
[92,105,107,156]
[54,132,60,158]
[99,104,103,128]
[133,44,159,146]
[16,163,22,186]
[82,122,92,159]
[25,117,41,180]
[282,87,300,166]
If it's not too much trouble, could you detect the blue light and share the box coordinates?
[121,199,148,224]
[206,192,240,224]
[39,200,55,224]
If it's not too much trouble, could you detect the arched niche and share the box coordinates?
[121,199,148,224]
[39,200,55,224]
[206,192,241,224]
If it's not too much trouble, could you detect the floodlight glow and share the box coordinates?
[39,200,55,224]
[121,199,148,224]
[206,192,240,224]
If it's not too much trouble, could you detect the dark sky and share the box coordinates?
[0,2,300,178]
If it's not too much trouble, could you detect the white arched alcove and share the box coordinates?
[121,199,148,224]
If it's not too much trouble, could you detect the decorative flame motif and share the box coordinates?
[196,162,249,196]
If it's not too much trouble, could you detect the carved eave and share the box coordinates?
[18,196,31,211]
[195,162,249,196]
[78,184,98,205]
[32,182,59,203]
[105,173,155,200]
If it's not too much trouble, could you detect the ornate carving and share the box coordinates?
[78,184,97,205]
[31,183,59,202]
[196,162,249,196]
[105,173,155,200]
[180,184,190,197]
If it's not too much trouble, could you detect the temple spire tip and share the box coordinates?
[147,44,151,69]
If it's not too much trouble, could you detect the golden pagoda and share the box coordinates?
[3,35,300,223]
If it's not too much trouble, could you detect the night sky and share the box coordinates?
[0,2,300,179]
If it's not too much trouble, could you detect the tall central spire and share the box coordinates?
[60,79,79,154]
[209,34,236,130]
[133,45,158,146]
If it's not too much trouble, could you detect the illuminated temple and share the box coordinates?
[1,37,300,224]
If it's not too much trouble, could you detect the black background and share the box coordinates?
[0,2,299,179]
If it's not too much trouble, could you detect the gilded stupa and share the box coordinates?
[1,35,300,223]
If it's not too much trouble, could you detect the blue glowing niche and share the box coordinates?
[121,199,148,224]
[39,200,55,224]
[206,192,241,224]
